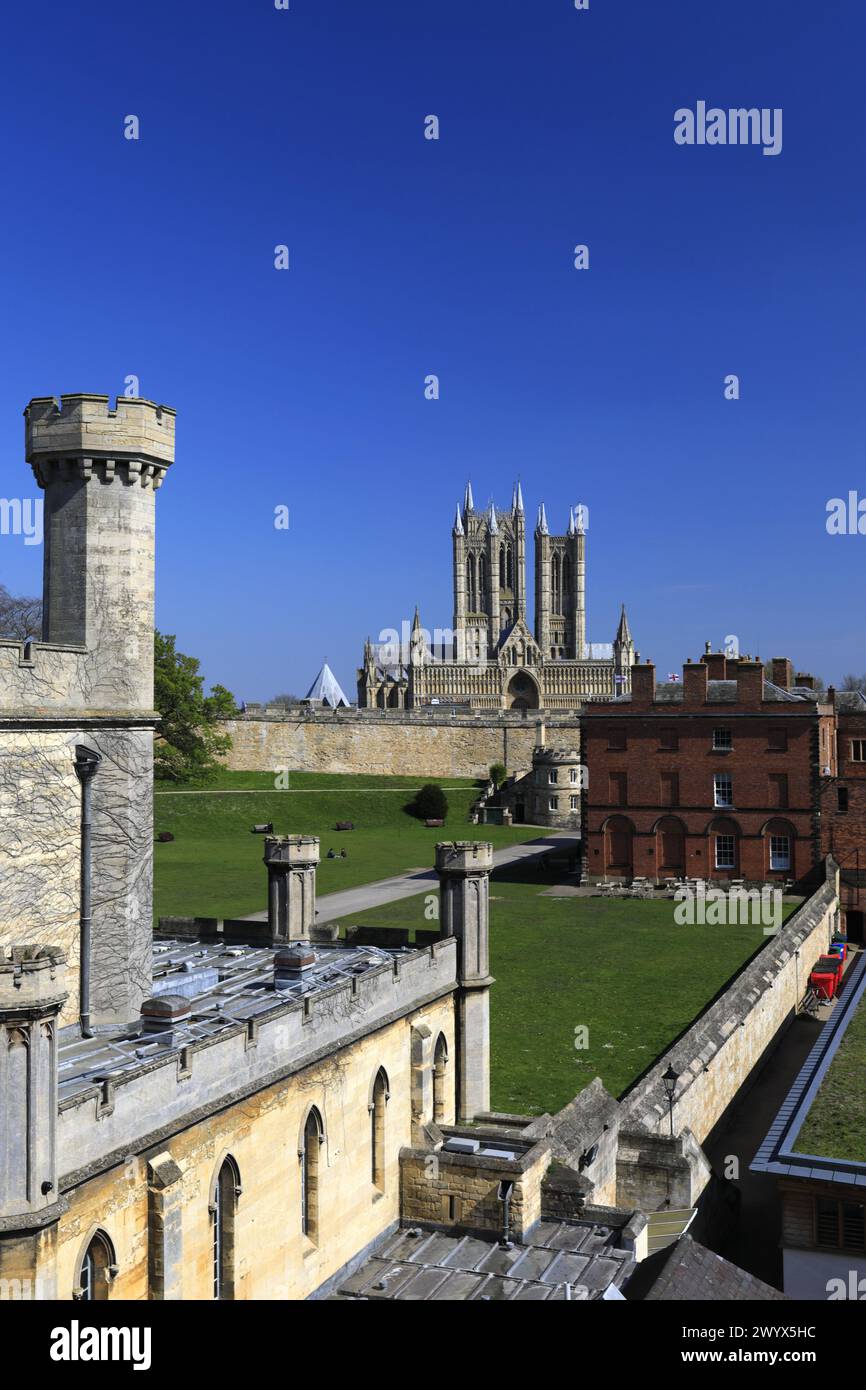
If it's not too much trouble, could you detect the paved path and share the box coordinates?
[243,832,579,924]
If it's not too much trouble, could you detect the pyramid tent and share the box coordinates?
[303,662,352,708]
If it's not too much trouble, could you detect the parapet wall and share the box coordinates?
[58,937,458,1185]
[620,862,839,1147]
[221,709,580,779]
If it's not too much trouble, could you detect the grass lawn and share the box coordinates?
[329,874,797,1116]
[795,990,866,1164]
[153,771,543,923]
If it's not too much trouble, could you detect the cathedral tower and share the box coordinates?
[534,504,586,660]
[452,482,526,659]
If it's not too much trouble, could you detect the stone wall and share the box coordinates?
[221,709,579,780]
[620,862,839,1148]
[399,1140,549,1239]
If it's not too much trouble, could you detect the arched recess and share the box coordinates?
[706,816,740,875]
[653,815,686,877]
[210,1153,241,1301]
[761,817,796,875]
[603,815,634,877]
[433,1033,450,1124]
[299,1105,325,1244]
[369,1068,390,1191]
[74,1227,117,1302]
[507,670,540,710]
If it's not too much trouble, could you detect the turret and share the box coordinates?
[0,946,68,1299]
[435,842,494,1121]
[263,836,320,941]
[25,394,175,712]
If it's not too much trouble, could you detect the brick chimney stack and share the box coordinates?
[771,657,793,690]
[736,659,765,705]
[682,658,708,706]
[630,659,656,704]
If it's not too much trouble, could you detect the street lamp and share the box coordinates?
[662,1063,679,1138]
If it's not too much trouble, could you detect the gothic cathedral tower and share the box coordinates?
[534,504,586,660]
[452,482,526,659]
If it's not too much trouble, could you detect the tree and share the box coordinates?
[153,631,239,782]
[0,585,42,640]
[489,762,506,788]
[841,674,866,692]
[412,783,448,820]
[270,692,301,706]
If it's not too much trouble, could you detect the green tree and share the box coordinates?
[489,762,506,788]
[413,783,448,820]
[154,631,239,782]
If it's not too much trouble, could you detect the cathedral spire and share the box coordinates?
[567,507,575,536]
[487,501,499,534]
[463,480,474,514]
[615,603,632,646]
[514,480,524,514]
[535,502,549,536]
[454,503,464,535]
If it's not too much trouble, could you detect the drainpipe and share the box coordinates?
[497,1178,514,1250]
[74,745,102,1038]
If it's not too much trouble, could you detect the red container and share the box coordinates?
[817,954,844,980]
[810,968,837,1000]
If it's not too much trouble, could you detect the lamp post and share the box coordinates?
[662,1063,679,1138]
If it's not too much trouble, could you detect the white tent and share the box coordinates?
[303,662,352,708]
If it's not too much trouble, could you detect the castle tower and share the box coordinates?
[26,395,175,712]
[435,841,494,1121]
[264,836,320,941]
[453,483,526,660]
[0,946,67,1299]
[20,395,176,1028]
[535,504,586,661]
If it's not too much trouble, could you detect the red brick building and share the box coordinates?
[820,689,866,941]
[582,652,837,891]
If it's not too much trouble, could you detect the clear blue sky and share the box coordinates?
[1,0,864,700]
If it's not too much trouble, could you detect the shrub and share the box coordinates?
[413,783,448,821]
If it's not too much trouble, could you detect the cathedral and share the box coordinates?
[358,482,635,710]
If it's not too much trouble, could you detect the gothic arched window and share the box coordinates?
[433,1034,450,1123]
[467,554,476,611]
[370,1068,389,1191]
[212,1156,240,1300]
[301,1107,324,1242]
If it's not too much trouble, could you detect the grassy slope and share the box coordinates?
[330,877,794,1115]
[795,991,866,1163]
[153,772,542,923]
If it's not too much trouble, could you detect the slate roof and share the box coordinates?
[608,679,820,707]
[836,690,866,712]
[638,1234,786,1301]
[331,1221,635,1301]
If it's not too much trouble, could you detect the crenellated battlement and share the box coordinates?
[434,841,494,875]
[0,944,67,1015]
[25,394,175,488]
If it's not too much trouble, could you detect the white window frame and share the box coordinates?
[769,835,790,871]
[549,796,559,812]
[549,769,558,785]
[715,835,735,869]
[713,727,732,751]
[851,740,866,763]
[569,795,578,810]
[714,773,733,808]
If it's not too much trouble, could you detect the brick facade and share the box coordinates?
[583,652,836,888]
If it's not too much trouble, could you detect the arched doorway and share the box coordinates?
[655,816,686,877]
[507,671,539,710]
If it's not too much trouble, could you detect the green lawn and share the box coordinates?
[330,876,794,1116]
[795,990,866,1163]
[153,771,542,923]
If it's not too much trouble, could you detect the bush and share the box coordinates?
[413,783,448,821]
[489,762,506,788]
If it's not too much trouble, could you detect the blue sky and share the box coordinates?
[0,0,864,700]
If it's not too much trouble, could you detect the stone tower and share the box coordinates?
[435,841,494,1122]
[264,836,320,941]
[534,503,586,661]
[0,946,67,1298]
[14,394,176,1027]
[452,482,526,660]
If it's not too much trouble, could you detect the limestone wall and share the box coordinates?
[53,995,456,1301]
[221,710,580,780]
[620,864,839,1147]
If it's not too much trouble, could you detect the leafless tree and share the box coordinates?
[0,584,42,640]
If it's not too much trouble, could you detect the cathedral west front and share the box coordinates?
[358,483,635,711]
